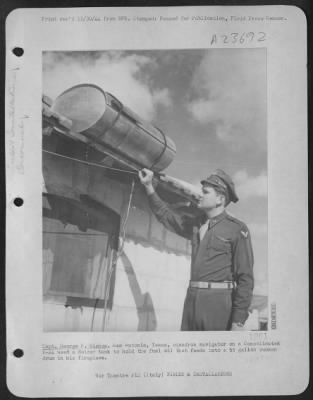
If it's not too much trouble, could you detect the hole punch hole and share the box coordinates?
[14,197,24,207]
[12,47,24,57]
[13,349,24,358]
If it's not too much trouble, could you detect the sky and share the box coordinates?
[43,49,268,295]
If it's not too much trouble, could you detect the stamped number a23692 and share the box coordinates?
[211,32,266,45]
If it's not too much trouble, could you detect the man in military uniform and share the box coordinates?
[138,168,254,331]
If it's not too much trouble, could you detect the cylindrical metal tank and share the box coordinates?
[52,84,176,172]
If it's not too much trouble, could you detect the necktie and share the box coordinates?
[199,220,210,241]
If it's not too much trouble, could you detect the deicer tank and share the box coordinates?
[52,84,176,172]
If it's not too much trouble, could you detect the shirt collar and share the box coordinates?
[200,210,227,227]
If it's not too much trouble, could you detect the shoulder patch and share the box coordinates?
[226,214,250,237]
[240,230,249,238]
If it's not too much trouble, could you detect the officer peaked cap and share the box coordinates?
[201,169,239,204]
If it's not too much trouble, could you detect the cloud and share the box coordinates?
[234,170,267,199]
[152,88,172,108]
[186,49,266,148]
[43,51,172,121]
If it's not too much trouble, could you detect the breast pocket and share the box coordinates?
[209,235,232,255]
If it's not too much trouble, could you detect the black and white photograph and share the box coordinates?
[42,49,267,332]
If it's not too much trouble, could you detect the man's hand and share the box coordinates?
[138,168,155,195]
[231,322,245,331]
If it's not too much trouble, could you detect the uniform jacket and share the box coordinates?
[148,191,254,324]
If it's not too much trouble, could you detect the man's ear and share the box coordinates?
[216,193,225,207]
